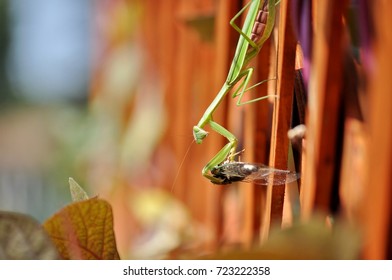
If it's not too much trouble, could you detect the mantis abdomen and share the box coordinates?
[251,1,269,43]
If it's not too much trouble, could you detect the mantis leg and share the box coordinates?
[232,68,278,105]
[201,120,238,184]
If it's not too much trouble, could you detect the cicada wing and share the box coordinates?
[240,166,300,185]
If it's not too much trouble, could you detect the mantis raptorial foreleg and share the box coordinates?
[201,121,238,182]
[193,0,279,184]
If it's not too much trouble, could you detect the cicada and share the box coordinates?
[210,161,300,185]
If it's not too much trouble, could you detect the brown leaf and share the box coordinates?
[0,211,59,259]
[43,198,120,259]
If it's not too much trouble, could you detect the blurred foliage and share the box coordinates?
[0,177,199,260]
[200,217,361,260]
[0,211,59,259]
[0,192,362,260]
[0,179,121,260]
[129,189,201,259]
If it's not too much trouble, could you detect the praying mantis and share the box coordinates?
[193,0,295,185]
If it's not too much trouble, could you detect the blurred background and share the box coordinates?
[0,0,91,216]
[0,0,224,259]
[0,0,390,260]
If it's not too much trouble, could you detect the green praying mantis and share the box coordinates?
[193,0,299,185]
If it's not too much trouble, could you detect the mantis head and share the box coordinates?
[193,126,208,144]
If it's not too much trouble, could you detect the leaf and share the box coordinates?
[69,177,89,202]
[43,198,120,260]
[0,211,59,260]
